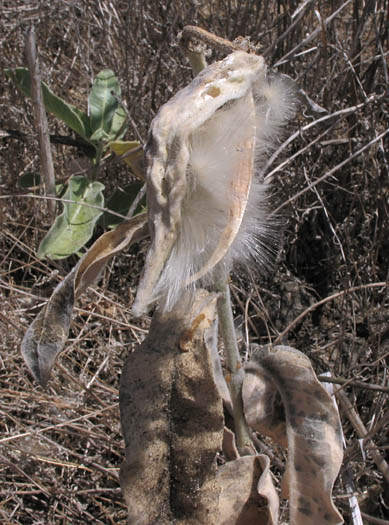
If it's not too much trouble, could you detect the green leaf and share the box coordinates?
[89,128,110,143]
[98,183,145,229]
[5,68,92,141]
[88,70,122,138]
[37,175,105,259]
[107,106,128,141]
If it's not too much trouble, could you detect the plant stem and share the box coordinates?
[181,26,242,55]
[24,26,56,218]
[214,263,253,455]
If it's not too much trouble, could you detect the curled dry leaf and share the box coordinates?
[222,426,240,461]
[21,268,76,387]
[21,213,148,386]
[242,359,287,447]
[243,345,344,524]
[75,212,148,297]
[120,289,224,525]
[217,454,279,525]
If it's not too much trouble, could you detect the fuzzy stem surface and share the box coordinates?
[215,263,253,455]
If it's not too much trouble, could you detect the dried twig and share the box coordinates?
[336,388,389,484]
[273,0,353,67]
[24,26,56,217]
[317,375,389,394]
[273,282,388,345]
[360,512,389,525]
[181,25,248,55]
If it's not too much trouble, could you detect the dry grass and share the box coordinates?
[0,1,388,523]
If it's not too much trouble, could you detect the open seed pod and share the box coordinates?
[133,50,296,315]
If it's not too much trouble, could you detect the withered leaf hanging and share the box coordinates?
[21,213,148,386]
[243,345,344,525]
[217,454,279,525]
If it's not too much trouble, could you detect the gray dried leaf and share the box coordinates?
[21,213,148,386]
[21,268,76,387]
[243,345,344,524]
[218,454,279,525]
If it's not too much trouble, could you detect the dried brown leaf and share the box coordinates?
[222,426,240,461]
[242,360,287,447]
[75,211,148,296]
[244,345,344,524]
[120,290,224,524]
[21,268,75,387]
[21,213,148,386]
[217,454,279,525]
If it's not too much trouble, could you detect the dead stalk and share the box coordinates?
[336,388,389,484]
[24,26,56,218]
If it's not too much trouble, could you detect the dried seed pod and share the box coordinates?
[133,51,296,315]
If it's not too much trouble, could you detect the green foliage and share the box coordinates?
[6,67,129,147]
[37,176,105,259]
[108,106,127,141]
[6,67,143,258]
[88,70,127,143]
[5,67,91,141]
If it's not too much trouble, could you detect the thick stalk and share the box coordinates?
[214,263,253,455]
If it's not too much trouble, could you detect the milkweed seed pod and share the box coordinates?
[133,51,297,316]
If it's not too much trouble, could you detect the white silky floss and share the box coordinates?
[132,51,297,315]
